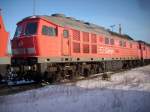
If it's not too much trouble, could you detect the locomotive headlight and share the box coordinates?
[27,48,36,54]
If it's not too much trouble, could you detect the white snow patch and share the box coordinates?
[75,66,150,92]
[0,65,150,112]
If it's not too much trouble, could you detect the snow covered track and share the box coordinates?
[0,65,150,112]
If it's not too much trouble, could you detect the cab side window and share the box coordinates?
[42,25,57,36]
[63,30,69,38]
[110,39,114,45]
[105,37,109,44]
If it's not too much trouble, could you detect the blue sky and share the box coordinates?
[0,0,150,42]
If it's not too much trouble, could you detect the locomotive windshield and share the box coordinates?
[14,25,23,37]
[14,22,37,37]
[25,22,37,36]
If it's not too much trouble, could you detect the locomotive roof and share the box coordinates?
[42,14,109,35]
[137,40,150,46]
[108,30,134,40]
[22,14,134,41]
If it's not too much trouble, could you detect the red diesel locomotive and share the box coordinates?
[0,12,150,82]
[10,14,150,82]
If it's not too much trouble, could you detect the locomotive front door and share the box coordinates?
[62,29,70,56]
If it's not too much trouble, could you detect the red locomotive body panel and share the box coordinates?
[0,14,9,57]
[145,45,150,59]
[11,18,62,58]
[147,46,150,59]
[11,18,40,57]
[0,12,10,65]
[138,41,150,60]
[0,11,10,77]
[37,19,62,57]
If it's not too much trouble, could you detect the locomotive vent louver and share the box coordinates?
[51,13,66,18]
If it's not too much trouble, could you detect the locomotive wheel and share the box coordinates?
[68,70,74,80]
[56,72,63,82]
[90,64,96,74]
[83,68,90,77]
[96,65,103,74]
[43,71,57,83]
[49,72,62,83]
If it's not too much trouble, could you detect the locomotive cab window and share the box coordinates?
[42,25,57,36]
[25,22,37,36]
[105,37,109,44]
[63,30,69,38]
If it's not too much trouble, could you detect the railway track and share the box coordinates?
[57,68,132,85]
[0,67,134,96]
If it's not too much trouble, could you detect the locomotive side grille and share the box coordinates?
[83,32,89,42]
[73,30,80,41]
[73,42,80,53]
[91,45,97,53]
[83,44,89,53]
[91,34,97,43]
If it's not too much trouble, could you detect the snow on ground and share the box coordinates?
[0,65,150,112]
[75,65,150,91]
